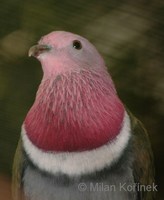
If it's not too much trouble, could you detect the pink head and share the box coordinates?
[29,31,106,79]
[25,31,125,152]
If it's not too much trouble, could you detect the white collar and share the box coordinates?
[22,111,131,176]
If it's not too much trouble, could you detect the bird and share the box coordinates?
[12,31,155,200]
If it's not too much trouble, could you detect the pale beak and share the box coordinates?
[28,44,51,57]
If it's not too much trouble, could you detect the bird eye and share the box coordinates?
[73,40,82,50]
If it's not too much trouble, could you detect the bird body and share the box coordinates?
[12,31,155,200]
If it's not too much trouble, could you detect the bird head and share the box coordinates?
[28,31,106,79]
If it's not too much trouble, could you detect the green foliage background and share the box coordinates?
[0,0,163,199]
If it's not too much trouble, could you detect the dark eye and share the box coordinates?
[73,40,82,50]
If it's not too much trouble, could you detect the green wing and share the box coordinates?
[12,138,26,200]
[129,112,156,200]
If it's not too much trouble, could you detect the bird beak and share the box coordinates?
[28,44,51,57]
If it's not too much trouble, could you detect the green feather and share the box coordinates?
[12,139,25,200]
[129,111,156,200]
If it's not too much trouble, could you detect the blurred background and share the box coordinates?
[0,0,163,199]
